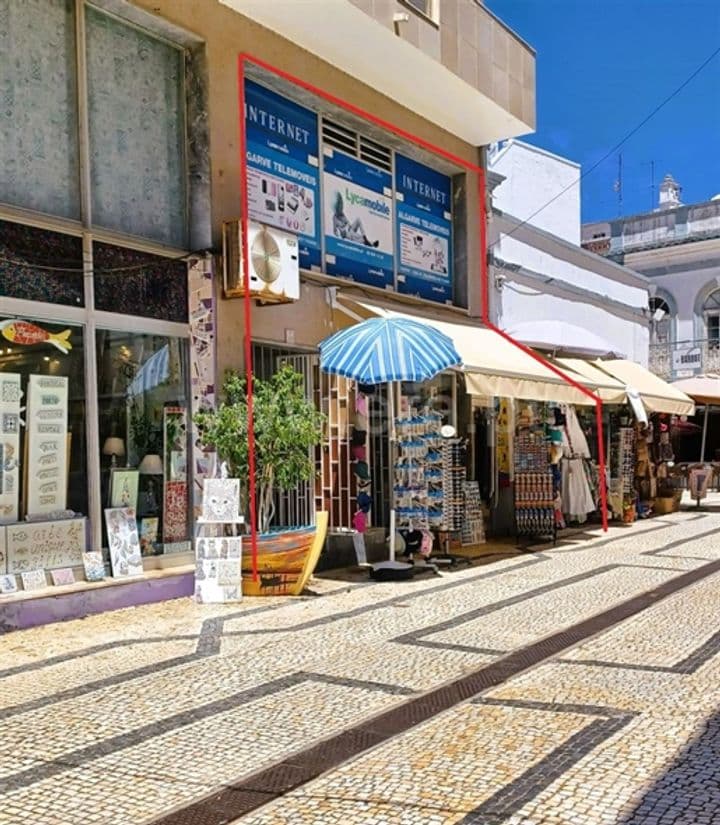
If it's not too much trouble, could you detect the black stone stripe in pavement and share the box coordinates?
[0,559,544,720]
[392,563,665,654]
[2,560,670,720]
[0,557,544,680]
[641,525,717,558]
[560,626,720,675]
[0,672,413,794]
[549,514,707,554]
[459,700,636,824]
[150,558,720,825]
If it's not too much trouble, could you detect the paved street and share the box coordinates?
[3,504,720,825]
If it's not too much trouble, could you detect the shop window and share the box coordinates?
[649,296,672,346]
[93,242,188,322]
[401,0,440,24]
[0,220,84,306]
[85,6,188,247]
[96,330,190,556]
[0,316,87,524]
[0,0,81,219]
[702,290,720,347]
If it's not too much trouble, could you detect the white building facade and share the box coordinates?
[489,141,651,365]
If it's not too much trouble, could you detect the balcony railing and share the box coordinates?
[649,339,720,381]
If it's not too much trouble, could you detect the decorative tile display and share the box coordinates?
[26,375,69,517]
[104,508,143,578]
[50,567,75,586]
[163,406,188,543]
[20,568,47,591]
[188,255,217,519]
[0,373,22,524]
[195,474,243,603]
[82,551,106,582]
[194,536,242,604]
[200,478,241,523]
[0,573,17,594]
[6,518,86,574]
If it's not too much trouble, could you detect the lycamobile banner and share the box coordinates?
[323,149,394,289]
[395,154,453,303]
[244,80,321,269]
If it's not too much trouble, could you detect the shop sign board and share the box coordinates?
[245,80,321,269]
[671,345,702,377]
[6,517,86,574]
[26,375,68,517]
[395,154,453,303]
[0,372,22,524]
[323,148,394,289]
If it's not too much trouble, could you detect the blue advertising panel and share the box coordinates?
[395,154,453,303]
[323,149,394,289]
[244,80,321,269]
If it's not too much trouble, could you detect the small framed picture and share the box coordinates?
[51,568,75,586]
[0,574,18,594]
[21,569,47,591]
[83,551,106,582]
[109,469,140,510]
[139,517,159,556]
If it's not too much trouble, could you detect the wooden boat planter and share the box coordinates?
[241,512,328,596]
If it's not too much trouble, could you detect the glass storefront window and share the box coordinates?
[0,316,87,523]
[93,242,188,322]
[0,220,84,306]
[96,330,190,556]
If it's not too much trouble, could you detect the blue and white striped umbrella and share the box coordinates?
[319,317,461,384]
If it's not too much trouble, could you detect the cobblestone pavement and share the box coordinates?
[3,503,720,824]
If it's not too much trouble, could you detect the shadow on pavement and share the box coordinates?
[620,705,720,823]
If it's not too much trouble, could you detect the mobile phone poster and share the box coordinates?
[395,153,453,303]
[244,80,322,269]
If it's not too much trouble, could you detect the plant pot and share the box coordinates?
[241,512,328,596]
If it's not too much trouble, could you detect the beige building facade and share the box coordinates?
[0,0,534,626]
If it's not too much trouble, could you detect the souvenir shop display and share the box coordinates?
[440,437,466,531]
[610,425,636,521]
[351,388,372,538]
[688,465,711,505]
[393,409,443,532]
[513,404,557,542]
[194,475,243,604]
[462,481,485,546]
[558,405,596,524]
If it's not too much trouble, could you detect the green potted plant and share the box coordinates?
[194,365,328,596]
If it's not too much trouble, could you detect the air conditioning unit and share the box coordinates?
[222,220,300,302]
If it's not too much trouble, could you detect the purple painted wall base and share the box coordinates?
[0,572,195,633]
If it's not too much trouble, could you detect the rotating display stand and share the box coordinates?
[514,416,557,544]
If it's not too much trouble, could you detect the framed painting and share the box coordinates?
[109,469,140,510]
[104,507,143,578]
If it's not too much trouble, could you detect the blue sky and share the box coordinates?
[485,0,720,223]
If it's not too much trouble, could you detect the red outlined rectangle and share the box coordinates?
[237,53,608,577]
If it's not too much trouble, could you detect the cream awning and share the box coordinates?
[592,359,695,416]
[337,297,612,405]
[555,358,627,404]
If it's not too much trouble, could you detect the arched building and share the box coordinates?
[582,177,720,380]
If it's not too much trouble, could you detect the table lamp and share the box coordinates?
[102,437,125,468]
[138,453,163,476]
